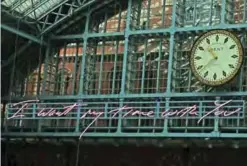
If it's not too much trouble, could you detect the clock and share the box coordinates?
[190,30,243,86]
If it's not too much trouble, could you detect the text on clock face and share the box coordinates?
[212,47,224,51]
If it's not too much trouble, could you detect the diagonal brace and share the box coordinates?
[1,41,33,68]
[1,24,47,45]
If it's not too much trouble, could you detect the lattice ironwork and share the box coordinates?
[2,0,247,139]
[3,98,247,138]
[1,0,103,34]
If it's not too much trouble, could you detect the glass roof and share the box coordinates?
[2,0,64,19]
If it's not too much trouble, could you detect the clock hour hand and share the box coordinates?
[208,48,218,59]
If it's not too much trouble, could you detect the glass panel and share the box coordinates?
[1,0,18,7]
[30,0,64,18]
[2,0,64,19]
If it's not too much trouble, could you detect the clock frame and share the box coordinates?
[190,29,244,86]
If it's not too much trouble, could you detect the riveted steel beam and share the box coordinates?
[1,24,47,45]
[1,41,32,68]
[40,0,97,35]
[2,91,247,102]
[22,0,50,18]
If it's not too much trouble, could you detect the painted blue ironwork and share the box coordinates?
[0,24,47,45]
[3,99,247,138]
[1,41,32,68]
[79,13,90,95]
[2,0,247,139]
[1,0,99,34]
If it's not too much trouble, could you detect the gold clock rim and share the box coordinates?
[190,29,244,87]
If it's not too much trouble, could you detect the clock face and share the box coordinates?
[190,30,243,86]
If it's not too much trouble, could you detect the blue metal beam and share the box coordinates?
[79,13,90,94]
[1,9,38,31]
[51,34,84,40]
[88,32,124,38]
[120,0,132,96]
[51,32,125,40]
[2,91,247,101]
[50,23,247,40]
[36,0,70,21]
[1,24,47,45]
[129,23,247,35]
[175,23,247,32]
[166,0,177,93]
[1,41,32,68]
[2,132,247,138]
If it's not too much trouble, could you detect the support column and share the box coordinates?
[72,43,80,95]
[41,41,51,95]
[166,0,177,94]
[166,34,175,93]
[84,41,97,95]
[163,98,169,134]
[79,13,90,95]
[214,96,220,134]
[221,0,226,24]
[120,0,133,95]
[125,38,138,94]
[36,37,44,95]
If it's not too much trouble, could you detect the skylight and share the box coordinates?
[2,0,64,19]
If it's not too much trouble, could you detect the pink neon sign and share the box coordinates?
[7,100,241,139]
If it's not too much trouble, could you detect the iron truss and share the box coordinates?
[1,0,99,35]
[1,0,114,68]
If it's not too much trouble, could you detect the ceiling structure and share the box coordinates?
[2,0,99,34]
[1,0,126,97]
[1,0,122,64]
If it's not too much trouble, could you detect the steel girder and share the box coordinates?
[1,24,47,45]
[1,0,98,34]
[1,41,33,68]
[1,0,115,68]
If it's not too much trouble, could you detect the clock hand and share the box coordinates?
[208,48,218,59]
[199,58,215,73]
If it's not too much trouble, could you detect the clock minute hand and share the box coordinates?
[199,58,215,73]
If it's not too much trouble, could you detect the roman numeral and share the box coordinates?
[224,37,229,43]
[198,47,204,51]
[206,38,210,44]
[195,56,202,60]
[197,65,203,70]
[216,35,219,42]
[204,71,209,77]
[230,45,236,49]
[231,54,238,58]
[213,73,217,80]
[222,71,227,77]
[229,64,234,68]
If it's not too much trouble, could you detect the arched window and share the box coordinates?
[55,68,72,95]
